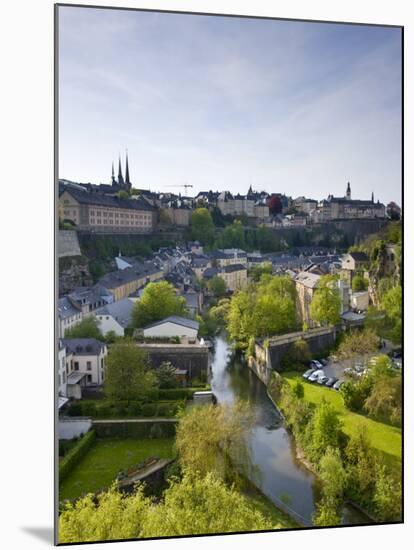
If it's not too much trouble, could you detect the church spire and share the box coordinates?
[346,181,351,200]
[118,155,124,187]
[125,150,131,191]
[111,161,115,185]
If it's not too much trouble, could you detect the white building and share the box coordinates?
[58,296,83,338]
[350,291,369,312]
[94,298,135,336]
[143,316,199,340]
[61,338,108,398]
[58,340,68,398]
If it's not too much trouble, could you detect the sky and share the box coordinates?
[58,6,402,204]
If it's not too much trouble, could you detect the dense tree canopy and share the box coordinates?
[104,342,156,403]
[310,274,341,326]
[227,275,297,349]
[64,316,104,340]
[132,281,187,328]
[58,473,275,543]
[337,328,379,360]
[208,275,227,297]
[190,208,215,245]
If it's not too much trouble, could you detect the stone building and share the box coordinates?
[59,187,156,233]
[98,262,163,302]
[219,263,248,291]
[294,271,321,327]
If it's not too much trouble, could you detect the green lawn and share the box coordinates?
[59,438,175,502]
[283,373,402,472]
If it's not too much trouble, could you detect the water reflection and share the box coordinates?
[210,334,372,527]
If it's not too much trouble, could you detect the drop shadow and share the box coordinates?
[21,526,54,544]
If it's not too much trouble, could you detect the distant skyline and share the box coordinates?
[58,6,402,205]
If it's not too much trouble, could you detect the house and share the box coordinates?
[58,296,83,338]
[294,271,321,327]
[67,285,114,316]
[340,252,369,285]
[58,340,68,398]
[61,338,108,398]
[143,316,199,340]
[98,261,163,301]
[192,257,211,278]
[350,291,369,312]
[219,263,248,291]
[180,289,203,318]
[94,298,135,336]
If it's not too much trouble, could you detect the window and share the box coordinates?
[87,361,92,371]
[74,361,79,371]
[87,375,92,383]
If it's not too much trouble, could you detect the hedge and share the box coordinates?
[67,399,184,419]
[59,430,96,482]
[93,420,177,439]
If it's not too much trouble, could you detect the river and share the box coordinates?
[210,333,372,527]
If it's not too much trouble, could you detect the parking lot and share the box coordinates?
[303,339,401,389]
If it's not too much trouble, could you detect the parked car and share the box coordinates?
[325,377,338,388]
[344,367,356,377]
[320,358,328,366]
[308,369,324,382]
[333,380,344,390]
[354,364,364,373]
[317,375,329,385]
[302,369,314,379]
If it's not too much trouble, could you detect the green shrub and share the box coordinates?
[142,403,157,417]
[80,402,97,416]
[127,402,142,417]
[96,403,112,418]
[59,430,96,482]
[149,424,164,439]
[67,402,82,416]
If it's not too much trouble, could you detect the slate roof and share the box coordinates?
[348,252,369,262]
[63,187,156,211]
[61,338,106,355]
[58,296,82,320]
[144,316,199,331]
[222,263,247,273]
[294,271,321,289]
[202,267,219,279]
[99,262,161,290]
[95,298,135,328]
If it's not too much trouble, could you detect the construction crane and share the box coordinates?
[165,183,194,194]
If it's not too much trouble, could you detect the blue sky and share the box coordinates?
[58,6,402,204]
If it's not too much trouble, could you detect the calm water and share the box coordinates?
[210,334,371,527]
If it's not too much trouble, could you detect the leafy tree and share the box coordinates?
[59,475,275,543]
[310,275,341,326]
[373,464,402,521]
[104,330,118,344]
[141,473,275,537]
[156,361,178,389]
[344,425,377,504]
[380,285,402,344]
[352,275,368,292]
[319,447,347,501]
[227,276,297,349]
[313,497,341,527]
[255,225,282,252]
[117,190,130,199]
[280,338,311,370]
[249,262,272,282]
[216,220,245,249]
[340,379,372,412]
[104,342,157,403]
[267,195,282,215]
[64,316,104,340]
[175,401,254,482]
[337,328,379,360]
[208,275,227,297]
[364,375,401,425]
[190,208,215,245]
[59,485,149,543]
[89,260,106,283]
[306,400,344,461]
[132,281,187,328]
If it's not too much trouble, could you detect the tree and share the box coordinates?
[364,375,401,425]
[344,425,377,504]
[313,497,341,527]
[190,208,215,245]
[216,220,245,249]
[310,275,341,326]
[373,464,402,521]
[306,400,343,461]
[249,262,272,282]
[104,342,157,403]
[337,328,379,360]
[117,190,130,199]
[227,276,297,349]
[380,285,402,344]
[59,474,275,543]
[267,195,282,215]
[292,381,305,399]
[141,473,275,537]
[156,361,178,389]
[64,316,104,340]
[352,275,368,292]
[175,401,254,482]
[59,485,149,543]
[208,275,227,297]
[132,281,187,328]
[313,447,347,527]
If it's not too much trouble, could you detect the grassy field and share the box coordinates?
[242,485,300,530]
[283,372,402,472]
[59,438,175,502]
